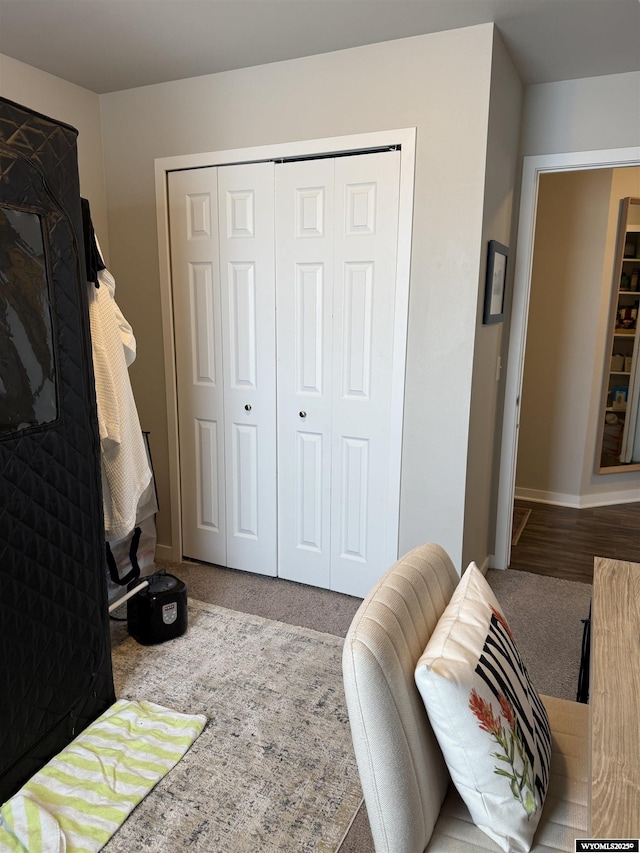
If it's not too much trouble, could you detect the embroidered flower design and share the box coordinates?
[490,605,514,641]
[468,688,538,818]
[469,687,502,736]
[499,693,515,727]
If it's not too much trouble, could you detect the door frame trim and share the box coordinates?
[492,144,640,571]
[155,128,417,563]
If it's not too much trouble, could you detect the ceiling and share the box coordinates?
[0,0,639,95]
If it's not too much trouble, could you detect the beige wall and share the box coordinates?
[99,24,500,570]
[516,166,640,505]
[517,169,612,500]
[0,54,110,260]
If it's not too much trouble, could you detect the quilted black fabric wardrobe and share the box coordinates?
[0,98,115,801]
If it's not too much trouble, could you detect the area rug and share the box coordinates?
[106,600,362,853]
[511,506,532,545]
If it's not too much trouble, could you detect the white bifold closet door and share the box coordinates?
[275,152,401,594]
[169,163,277,576]
[168,150,402,596]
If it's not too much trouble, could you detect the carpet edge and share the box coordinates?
[187,597,346,646]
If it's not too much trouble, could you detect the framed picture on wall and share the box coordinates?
[483,240,509,324]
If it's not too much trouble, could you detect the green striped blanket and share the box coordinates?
[0,699,206,852]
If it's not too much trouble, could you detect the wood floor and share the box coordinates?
[509,499,640,584]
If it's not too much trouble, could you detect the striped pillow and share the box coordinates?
[414,563,551,853]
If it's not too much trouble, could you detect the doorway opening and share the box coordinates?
[494,146,640,571]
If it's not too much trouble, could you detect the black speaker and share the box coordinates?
[127,574,188,645]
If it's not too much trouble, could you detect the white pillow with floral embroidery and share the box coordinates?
[414,563,551,853]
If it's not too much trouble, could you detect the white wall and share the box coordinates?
[0,54,110,260]
[99,25,499,570]
[522,72,640,157]
[464,31,523,567]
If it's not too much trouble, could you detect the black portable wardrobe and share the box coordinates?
[0,98,115,802]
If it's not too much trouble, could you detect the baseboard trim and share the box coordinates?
[155,543,177,562]
[514,487,640,509]
[476,555,491,575]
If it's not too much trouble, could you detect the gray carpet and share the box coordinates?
[137,559,592,852]
[154,558,361,637]
[486,568,592,703]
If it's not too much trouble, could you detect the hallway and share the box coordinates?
[509,499,640,584]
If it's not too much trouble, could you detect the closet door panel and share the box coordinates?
[339,436,369,560]
[330,151,401,597]
[195,418,222,531]
[231,422,259,536]
[276,159,334,588]
[168,168,226,565]
[227,262,258,386]
[218,163,277,575]
[341,261,374,398]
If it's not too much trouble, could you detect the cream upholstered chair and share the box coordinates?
[342,543,589,852]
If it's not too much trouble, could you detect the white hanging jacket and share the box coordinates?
[88,264,152,542]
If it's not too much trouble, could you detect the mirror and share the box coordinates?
[0,206,57,434]
[599,197,640,471]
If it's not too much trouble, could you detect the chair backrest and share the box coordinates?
[342,543,459,853]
